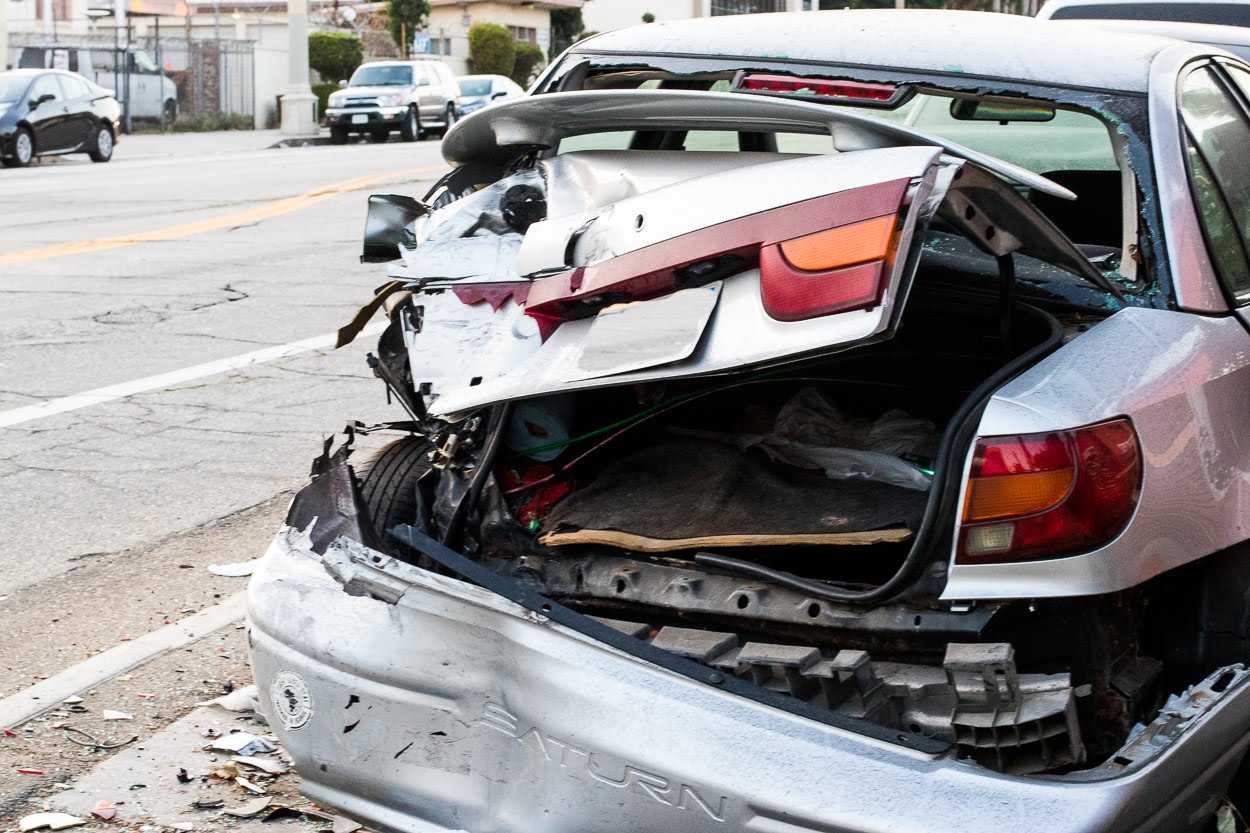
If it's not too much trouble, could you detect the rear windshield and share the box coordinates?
[460,78,493,96]
[1049,1,1250,26]
[0,75,30,103]
[351,65,412,86]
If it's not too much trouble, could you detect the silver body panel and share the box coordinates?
[249,532,1250,833]
[946,307,1250,600]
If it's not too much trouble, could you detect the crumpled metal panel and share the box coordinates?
[249,531,1250,833]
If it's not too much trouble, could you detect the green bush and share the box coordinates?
[312,83,338,119]
[308,31,362,83]
[511,43,545,87]
[468,23,516,77]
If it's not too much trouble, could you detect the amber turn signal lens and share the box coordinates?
[962,468,1075,524]
[778,215,895,272]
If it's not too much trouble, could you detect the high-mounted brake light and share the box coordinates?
[732,73,908,108]
[957,418,1141,565]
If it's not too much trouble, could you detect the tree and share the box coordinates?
[308,31,362,83]
[469,23,516,76]
[387,0,430,56]
[512,43,546,87]
[549,8,584,57]
[641,11,655,22]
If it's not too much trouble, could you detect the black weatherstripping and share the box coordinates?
[387,523,951,754]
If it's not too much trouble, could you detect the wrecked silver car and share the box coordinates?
[249,9,1250,832]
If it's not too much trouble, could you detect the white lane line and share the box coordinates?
[0,592,247,730]
[0,321,387,429]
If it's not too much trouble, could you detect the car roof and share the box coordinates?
[0,68,48,77]
[573,9,1208,94]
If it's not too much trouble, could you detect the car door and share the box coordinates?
[1176,59,1250,323]
[413,64,439,122]
[24,73,70,152]
[53,73,94,150]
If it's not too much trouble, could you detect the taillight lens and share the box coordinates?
[733,73,904,106]
[760,215,897,322]
[957,418,1141,564]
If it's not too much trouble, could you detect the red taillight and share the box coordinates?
[734,73,903,105]
[957,418,1141,565]
[759,214,897,322]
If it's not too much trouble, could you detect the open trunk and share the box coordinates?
[339,89,1132,776]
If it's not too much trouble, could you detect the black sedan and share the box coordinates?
[0,69,121,168]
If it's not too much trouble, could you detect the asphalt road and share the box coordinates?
[0,132,446,623]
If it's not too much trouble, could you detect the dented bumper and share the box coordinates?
[248,528,1250,833]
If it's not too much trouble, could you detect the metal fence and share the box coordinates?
[9,30,255,127]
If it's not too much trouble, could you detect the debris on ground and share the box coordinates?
[262,805,334,824]
[176,767,192,783]
[62,696,84,706]
[197,684,259,713]
[223,797,272,818]
[208,731,275,755]
[232,755,288,775]
[331,816,363,833]
[236,775,267,795]
[16,767,45,774]
[61,726,138,750]
[19,813,87,832]
[101,710,133,721]
[89,800,117,821]
[207,560,260,577]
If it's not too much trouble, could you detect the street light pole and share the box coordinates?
[279,0,318,136]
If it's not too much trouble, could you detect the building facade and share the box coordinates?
[582,0,811,35]
[424,0,585,75]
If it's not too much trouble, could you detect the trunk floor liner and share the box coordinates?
[540,437,926,550]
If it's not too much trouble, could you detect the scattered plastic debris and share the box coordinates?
[16,768,44,774]
[62,696,83,706]
[136,693,157,700]
[2,728,16,737]
[176,767,192,783]
[332,816,364,833]
[208,560,260,577]
[101,711,133,721]
[197,685,260,713]
[223,797,272,818]
[61,727,137,750]
[90,801,117,822]
[232,755,288,775]
[171,824,195,832]
[18,814,86,832]
[262,805,334,824]
[208,731,276,756]
[236,775,267,795]
[191,800,224,811]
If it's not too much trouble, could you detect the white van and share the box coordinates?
[16,44,177,121]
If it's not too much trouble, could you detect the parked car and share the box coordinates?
[455,73,525,117]
[0,69,120,167]
[250,9,1250,833]
[15,44,177,121]
[324,59,459,144]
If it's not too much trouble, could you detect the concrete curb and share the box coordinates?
[0,592,247,730]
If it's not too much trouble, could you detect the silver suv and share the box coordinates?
[325,59,459,144]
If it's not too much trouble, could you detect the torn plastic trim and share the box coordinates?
[384,522,950,754]
[442,89,1077,201]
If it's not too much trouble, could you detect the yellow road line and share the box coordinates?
[0,164,445,267]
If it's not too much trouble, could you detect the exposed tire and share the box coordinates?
[368,129,390,144]
[2,127,34,168]
[399,107,420,142]
[88,124,114,163]
[329,125,349,145]
[438,104,457,137]
[163,99,177,122]
[354,436,432,548]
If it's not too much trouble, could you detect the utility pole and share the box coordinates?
[0,0,8,70]
[279,0,318,136]
[42,0,53,36]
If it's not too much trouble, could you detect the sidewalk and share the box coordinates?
[114,128,331,161]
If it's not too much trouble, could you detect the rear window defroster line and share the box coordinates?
[386,523,950,754]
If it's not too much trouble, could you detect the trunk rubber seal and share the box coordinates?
[387,523,951,754]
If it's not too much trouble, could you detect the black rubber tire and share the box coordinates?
[329,125,349,145]
[399,107,420,142]
[354,436,431,547]
[368,129,390,144]
[437,104,456,137]
[163,99,177,122]
[88,124,114,163]
[3,126,34,168]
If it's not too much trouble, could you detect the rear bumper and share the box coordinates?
[325,107,407,130]
[248,528,1250,833]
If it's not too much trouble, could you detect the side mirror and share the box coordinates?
[338,79,347,89]
[29,93,55,108]
[362,194,429,263]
